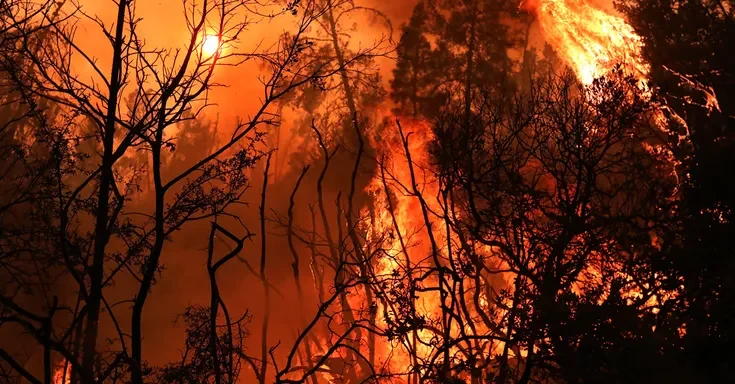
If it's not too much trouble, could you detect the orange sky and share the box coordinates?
[45,0,639,373]
[69,0,416,133]
[61,0,417,367]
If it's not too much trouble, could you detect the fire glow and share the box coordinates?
[43,1,662,382]
[530,0,649,85]
[53,364,71,384]
[353,1,656,377]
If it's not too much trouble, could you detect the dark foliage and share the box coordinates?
[1,0,733,383]
[618,0,735,380]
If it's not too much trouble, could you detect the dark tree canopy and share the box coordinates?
[618,0,735,380]
[390,0,527,120]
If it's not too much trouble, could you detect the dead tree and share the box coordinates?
[0,0,370,382]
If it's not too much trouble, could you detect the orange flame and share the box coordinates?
[363,119,440,372]
[53,363,71,384]
[532,0,649,85]
[354,1,657,378]
[362,119,513,378]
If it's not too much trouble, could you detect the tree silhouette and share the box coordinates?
[0,0,733,383]
[390,0,526,121]
[619,0,735,380]
[0,0,363,382]
[390,1,446,118]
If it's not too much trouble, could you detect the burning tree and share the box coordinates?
[0,0,733,383]
[357,69,674,383]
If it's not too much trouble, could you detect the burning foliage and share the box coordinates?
[0,0,734,383]
[533,0,649,85]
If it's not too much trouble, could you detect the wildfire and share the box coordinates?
[53,363,71,384]
[529,0,649,85]
[363,119,440,371]
[361,119,514,378]
[357,2,656,374]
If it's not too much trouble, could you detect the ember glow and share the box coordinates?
[531,0,649,85]
[53,364,71,384]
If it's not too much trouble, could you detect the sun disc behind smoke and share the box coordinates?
[202,34,220,57]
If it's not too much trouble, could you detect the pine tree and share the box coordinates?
[390,1,448,118]
[390,0,523,120]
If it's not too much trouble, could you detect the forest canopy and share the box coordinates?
[0,0,733,383]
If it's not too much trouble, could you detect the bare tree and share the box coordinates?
[0,1,685,383]
[0,0,371,382]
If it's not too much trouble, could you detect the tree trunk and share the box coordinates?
[82,1,127,380]
[325,0,358,141]
[463,0,478,128]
